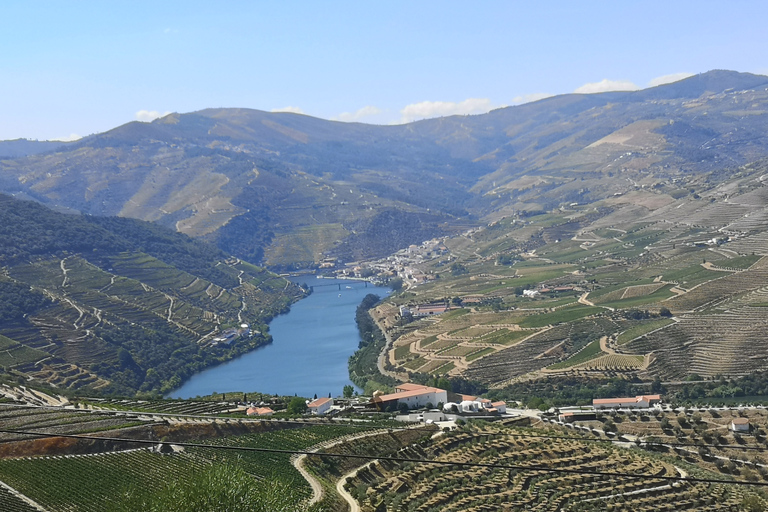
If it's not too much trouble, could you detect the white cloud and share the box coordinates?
[648,72,694,87]
[334,105,382,123]
[135,110,172,122]
[511,92,553,105]
[271,106,305,114]
[399,98,497,123]
[50,133,82,142]
[574,79,640,94]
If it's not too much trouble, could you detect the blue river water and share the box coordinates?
[168,278,390,399]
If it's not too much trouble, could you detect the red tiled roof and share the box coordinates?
[593,397,637,405]
[375,386,445,403]
[396,383,430,392]
[594,394,661,405]
[246,407,274,416]
[732,418,750,425]
[308,397,332,408]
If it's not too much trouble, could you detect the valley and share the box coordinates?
[4,71,768,510]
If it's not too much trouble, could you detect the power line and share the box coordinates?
[4,402,768,452]
[0,402,414,431]
[1,428,767,488]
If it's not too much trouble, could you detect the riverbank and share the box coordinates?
[168,279,389,399]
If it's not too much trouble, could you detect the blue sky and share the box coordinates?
[1,1,767,141]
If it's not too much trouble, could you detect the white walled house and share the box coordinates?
[490,401,507,414]
[374,384,447,410]
[308,397,333,415]
[592,394,661,410]
[730,418,750,432]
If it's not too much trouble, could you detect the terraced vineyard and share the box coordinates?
[344,423,761,511]
[371,160,768,387]
[0,403,152,444]
[0,194,304,395]
[0,420,368,512]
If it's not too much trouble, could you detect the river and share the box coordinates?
[168,277,390,399]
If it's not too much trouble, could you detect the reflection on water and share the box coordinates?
[168,278,389,399]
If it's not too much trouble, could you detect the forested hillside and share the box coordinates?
[0,194,303,396]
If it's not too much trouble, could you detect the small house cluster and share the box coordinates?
[246,406,274,417]
[443,394,507,415]
[211,324,251,346]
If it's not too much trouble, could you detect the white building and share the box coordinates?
[490,401,507,414]
[459,400,481,413]
[374,383,447,410]
[307,397,333,415]
[592,394,661,410]
[730,418,750,432]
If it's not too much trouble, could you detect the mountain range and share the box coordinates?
[3,70,768,268]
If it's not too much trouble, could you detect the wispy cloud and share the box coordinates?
[50,133,82,142]
[135,110,172,122]
[574,79,640,94]
[648,72,694,87]
[271,106,305,114]
[334,105,381,123]
[399,98,497,123]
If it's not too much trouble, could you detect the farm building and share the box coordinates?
[559,411,597,422]
[443,397,507,415]
[307,397,333,415]
[412,304,449,317]
[490,401,507,414]
[374,384,447,410]
[246,406,274,417]
[730,417,750,432]
[592,394,661,410]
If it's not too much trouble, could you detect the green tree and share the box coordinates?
[287,397,307,414]
[343,385,354,398]
[450,263,468,276]
[435,377,452,391]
